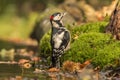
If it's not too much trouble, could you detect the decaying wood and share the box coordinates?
[105,0,120,40]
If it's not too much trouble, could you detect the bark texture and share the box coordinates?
[105,0,120,40]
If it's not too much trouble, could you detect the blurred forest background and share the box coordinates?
[0,0,113,42]
[0,0,116,58]
[1,0,120,80]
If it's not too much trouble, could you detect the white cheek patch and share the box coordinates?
[53,15,62,21]
[53,16,59,20]
[53,32,65,48]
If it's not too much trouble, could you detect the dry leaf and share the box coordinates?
[48,68,60,72]
[73,34,79,40]
[62,60,81,72]
[63,60,92,72]
[83,60,91,65]
[62,60,75,72]
[23,62,31,69]
[94,66,100,72]
[18,59,30,65]
[31,56,40,62]
[80,60,91,69]
[16,76,22,80]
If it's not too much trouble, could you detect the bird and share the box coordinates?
[50,12,71,68]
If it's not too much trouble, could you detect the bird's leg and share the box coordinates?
[51,56,56,67]
[51,55,60,68]
[56,57,60,68]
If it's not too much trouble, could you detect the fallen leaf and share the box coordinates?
[80,60,91,69]
[23,62,31,69]
[62,60,81,72]
[31,56,40,62]
[73,34,79,40]
[83,60,91,65]
[16,76,22,80]
[18,59,30,65]
[48,68,60,72]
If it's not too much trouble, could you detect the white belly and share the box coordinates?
[53,32,65,48]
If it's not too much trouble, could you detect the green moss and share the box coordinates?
[40,31,51,57]
[65,32,120,67]
[65,32,110,60]
[93,41,120,67]
[40,21,120,68]
[72,21,108,33]
[70,21,108,42]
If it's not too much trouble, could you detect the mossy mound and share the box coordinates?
[65,32,120,67]
[40,21,120,68]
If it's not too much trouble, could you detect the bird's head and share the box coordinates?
[50,12,67,28]
[50,12,67,22]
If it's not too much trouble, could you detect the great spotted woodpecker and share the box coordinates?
[50,12,70,68]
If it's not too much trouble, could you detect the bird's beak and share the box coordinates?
[63,12,67,16]
[60,12,67,20]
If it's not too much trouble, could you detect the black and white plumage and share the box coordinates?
[50,12,70,68]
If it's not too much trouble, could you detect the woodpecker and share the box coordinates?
[50,12,70,68]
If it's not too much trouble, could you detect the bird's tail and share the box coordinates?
[51,55,60,68]
[51,48,64,68]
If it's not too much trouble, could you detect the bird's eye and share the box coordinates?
[58,14,61,16]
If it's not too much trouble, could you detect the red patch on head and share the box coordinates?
[50,15,54,20]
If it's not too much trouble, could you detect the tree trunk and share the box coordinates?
[105,0,120,40]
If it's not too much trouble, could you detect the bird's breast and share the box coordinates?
[53,31,65,49]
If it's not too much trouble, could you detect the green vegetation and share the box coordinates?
[65,32,120,67]
[40,21,120,68]
[40,31,51,58]
[0,5,38,39]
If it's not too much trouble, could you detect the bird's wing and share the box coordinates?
[60,30,70,50]
[51,28,70,56]
[52,28,70,50]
